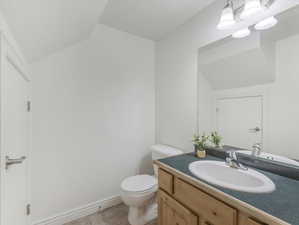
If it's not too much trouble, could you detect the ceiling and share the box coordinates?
[0,0,297,62]
[200,48,275,90]
[99,0,216,40]
[0,0,216,62]
[198,32,276,90]
[0,0,108,62]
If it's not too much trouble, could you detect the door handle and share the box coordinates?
[5,156,26,169]
[248,127,261,133]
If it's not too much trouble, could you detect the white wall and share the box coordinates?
[197,72,213,135]
[267,34,299,159]
[156,0,296,151]
[0,11,27,73]
[156,1,224,151]
[31,24,155,222]
[212,34,299,160]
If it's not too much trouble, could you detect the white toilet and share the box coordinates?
[120,144,183,225]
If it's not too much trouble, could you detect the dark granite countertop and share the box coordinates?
[158,153,299,225]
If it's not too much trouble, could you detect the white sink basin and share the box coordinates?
[237,151,299,167]
[189,161,275,193]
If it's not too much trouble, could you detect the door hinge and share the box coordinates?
[27,101,31,112]
[26,204,31,216]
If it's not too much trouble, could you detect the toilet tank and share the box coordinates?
[150,144,183,177]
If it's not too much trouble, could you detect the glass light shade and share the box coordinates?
[232,27,251,38]
[255,16,278,30]
[240,0,262,20]
[217,3,236,30]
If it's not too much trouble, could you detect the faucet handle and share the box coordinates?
[252,143,261,149]
[227,151,237,160]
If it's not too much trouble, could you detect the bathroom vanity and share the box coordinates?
[155,154,299,225]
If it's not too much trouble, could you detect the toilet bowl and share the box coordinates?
[121,175,158,225]
[120,145,183,225]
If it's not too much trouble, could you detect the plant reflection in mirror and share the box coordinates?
[210,131,223,149]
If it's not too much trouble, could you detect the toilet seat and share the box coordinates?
[121,175,157,194]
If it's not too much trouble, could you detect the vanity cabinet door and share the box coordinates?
[174,178,237,225]
[158,190,197,225]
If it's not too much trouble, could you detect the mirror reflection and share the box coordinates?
[198,6,299,167]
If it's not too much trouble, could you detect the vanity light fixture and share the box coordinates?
[217,0,236,30]
[232,27,251,38]
[255,16,278,30]
[240,0,263,20]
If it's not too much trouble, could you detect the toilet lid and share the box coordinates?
[121,175,157,192]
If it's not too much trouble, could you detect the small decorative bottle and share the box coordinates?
[196,148,206,158]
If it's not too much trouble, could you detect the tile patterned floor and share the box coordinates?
[64,204,157,225]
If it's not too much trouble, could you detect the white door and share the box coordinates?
[0,39,30,225]
[216,96,262,150]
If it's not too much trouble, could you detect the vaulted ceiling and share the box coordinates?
[2,0,295,63]
[0,0,216,62]
[99,0,216,40]
[0,0,108,62]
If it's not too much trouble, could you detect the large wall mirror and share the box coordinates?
[197,5,299,169]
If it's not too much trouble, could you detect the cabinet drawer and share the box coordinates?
[174,178,237,225]
[158,169,173,194]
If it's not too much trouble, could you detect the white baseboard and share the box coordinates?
[32,195,122,225]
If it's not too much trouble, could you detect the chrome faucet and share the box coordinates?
[226,151,247,170]
[252,143,262,157]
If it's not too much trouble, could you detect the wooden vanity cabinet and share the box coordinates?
[157,168,285,225]
[158,190,197,225]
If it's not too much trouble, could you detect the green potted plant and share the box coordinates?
[210,131,222,149]
[192,133,209,158]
